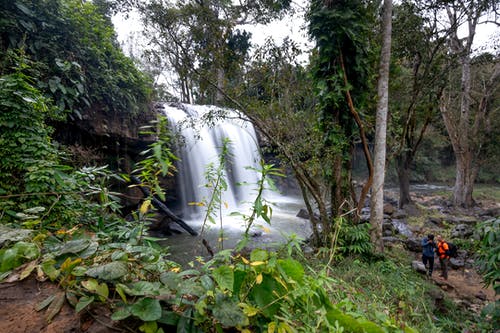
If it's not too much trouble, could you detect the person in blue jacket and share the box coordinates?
[421,234,436,276]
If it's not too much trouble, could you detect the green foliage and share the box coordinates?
[132,116,178,202]
[337,222,373,258]
[196,138,231,237]
[475,218,500,295]
[0,0,152,117]
[139,0,292,104]
[231,161,284,249]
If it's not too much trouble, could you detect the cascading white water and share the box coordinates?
[158,103,311,261]
[162,103,261,220]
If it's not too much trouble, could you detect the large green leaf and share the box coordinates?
[0,225,32,247]
[212,295,247,327]
[130,298,162,321]
[119,281,162,296]
[57,239,90,255]
[86,261,128,280]
[278,258,304,283]
[212,265,234,292]
[250,249,268,262]
[249,273,281,318]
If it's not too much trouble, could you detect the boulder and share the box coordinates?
[383,203,395,215]
[296,208,309,219]
[404,238,422,253]
[412,260,427,274]
[451,224,473,238]
[449,258,465,269]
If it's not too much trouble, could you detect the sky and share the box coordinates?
[111,1,312,59]
[111,1,498,94]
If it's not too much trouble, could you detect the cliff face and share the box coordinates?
[54,105,158,171]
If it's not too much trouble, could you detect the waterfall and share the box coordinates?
[161,103,262,220]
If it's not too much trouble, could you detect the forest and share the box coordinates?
[0,0,499,332]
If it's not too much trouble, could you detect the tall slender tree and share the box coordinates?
[371,0,393,253]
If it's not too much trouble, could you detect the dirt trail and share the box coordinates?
[431,268,497,312]
[0,277,115,333]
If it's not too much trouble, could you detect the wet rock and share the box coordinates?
[296,208,309,219]
[383,222,395,236]
[392,219,413,237]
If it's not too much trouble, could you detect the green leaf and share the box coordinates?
[212,295,247,327]
[139,321,158,333]
[46,291,65,323]
[250,249,268,262]
[122,281,162,296]
[86,261,128,280]
[57,239,90,255]
[75,296,94,313]
[130,298,162,321]
[79,241,98,259]
[111,307,132,321]
[277,258,304,283]
[41,260,60,281]
[35,295,56,312]
[212,265,234,292]
[249,273,281,318]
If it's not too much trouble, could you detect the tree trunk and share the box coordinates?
[397,156,412,209]
[370,0,392,254]
[453,151,475,207]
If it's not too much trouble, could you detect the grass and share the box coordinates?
[473,184,500,202]
[298,245,483,333]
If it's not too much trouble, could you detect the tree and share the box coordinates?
[436,0,499,207]
[0,0,152,118]
[370,0,393,253]
[307,0,376,225]
[389,0,448,208]
[136,0,291,104]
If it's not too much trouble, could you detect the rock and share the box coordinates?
[392,209,407,219]
[428,216,443,226]
[392,219,413,237]
[296,208,309,219]
[383,222,395,232]
[479,207,500,217]
[412,260,427,273]
[475,290,487,301]
[451,224,473,238]
[382,236,402,244]
[447,216,477,225]
[383,203,395,215]
[449,258,465,269]
[404,238,422,253]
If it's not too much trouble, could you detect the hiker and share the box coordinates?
[421,234,435,276]
[436,235,450,280]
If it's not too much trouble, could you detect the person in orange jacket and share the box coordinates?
[436,235,450,280]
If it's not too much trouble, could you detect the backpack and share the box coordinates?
[446,242,458,258]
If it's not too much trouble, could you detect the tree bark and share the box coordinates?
[370,0,392,254]
[397,155,412,208]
